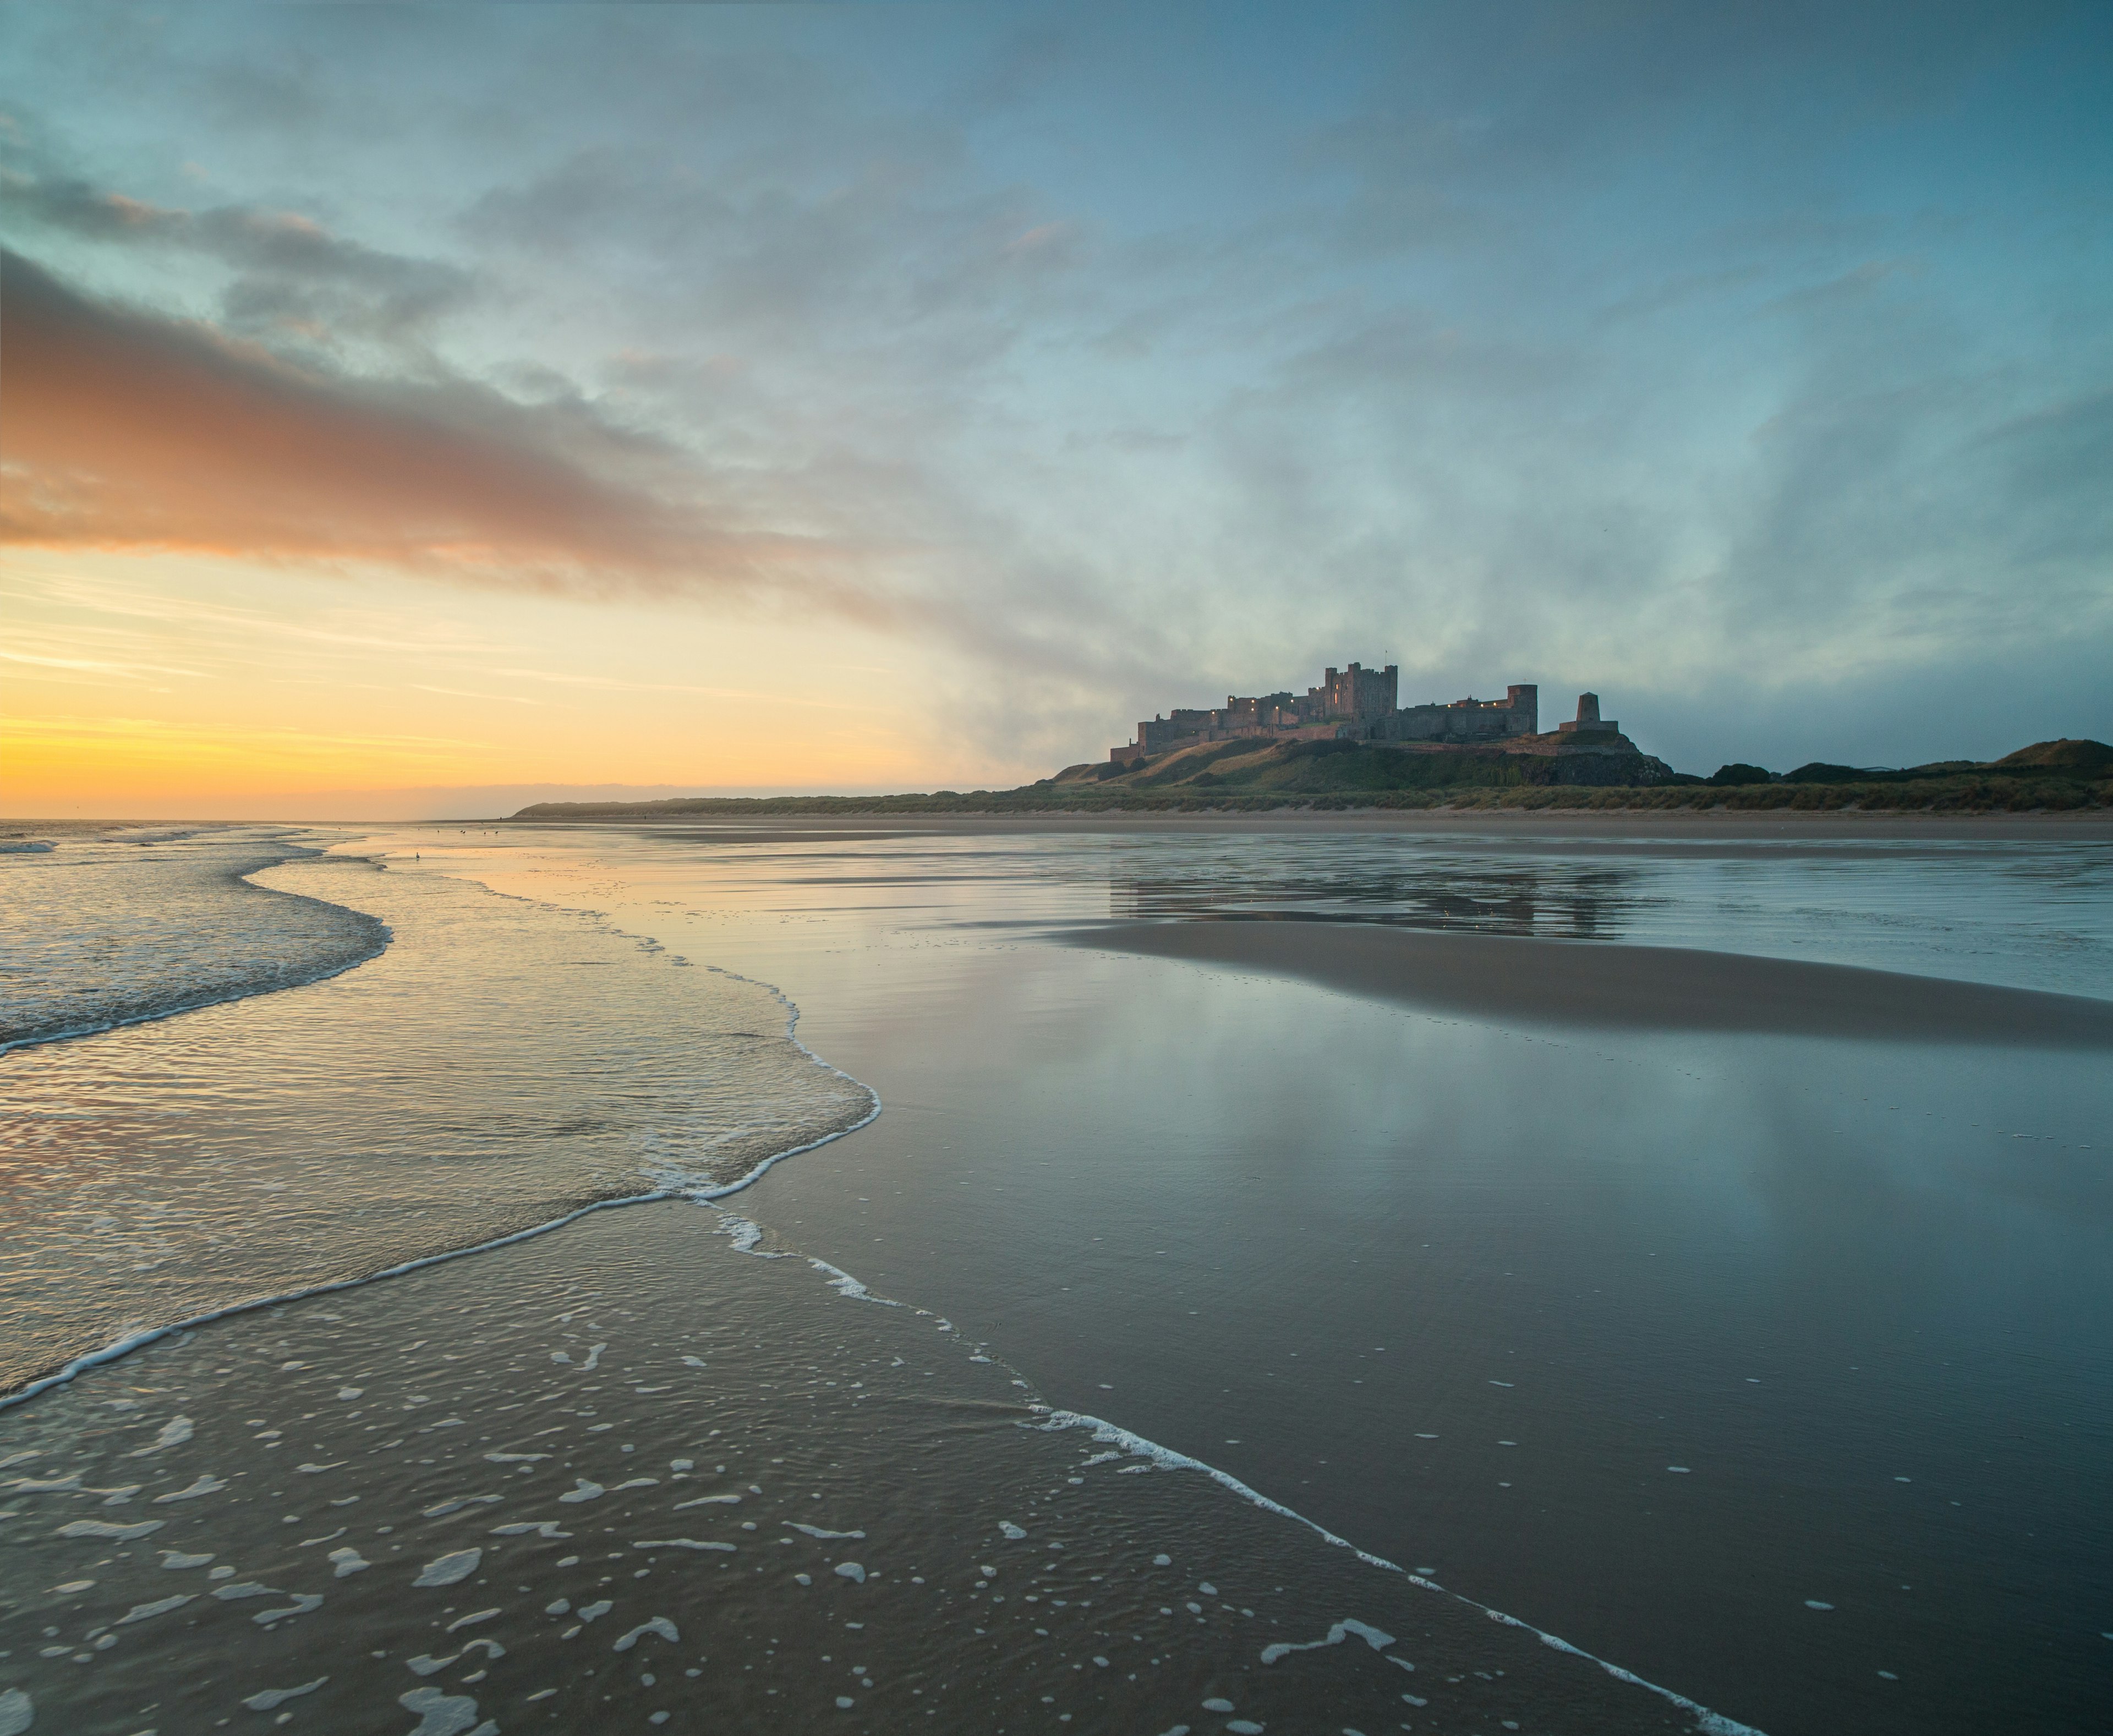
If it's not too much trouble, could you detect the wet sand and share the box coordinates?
[0,1202,1732,1735]
[11,819,2108,1736]
[1068,919,2113,1046]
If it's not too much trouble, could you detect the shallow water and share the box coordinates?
[3,819,2109,1736]
[1095,829,2113,996]
[410,820,2113,992]
[375,820,2113,1736]
[0,852,870,1397]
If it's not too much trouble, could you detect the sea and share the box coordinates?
[1,817,2108,1736]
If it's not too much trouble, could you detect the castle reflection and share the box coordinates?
[1107,851,1647,940]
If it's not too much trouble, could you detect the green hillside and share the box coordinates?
[513,738,2111,819]
[1048,735,1667,796]
[1989,738,2113,775]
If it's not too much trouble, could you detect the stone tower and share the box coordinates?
[1557,693,1619,735]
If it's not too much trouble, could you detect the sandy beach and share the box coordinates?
[0,1200,1724,1735]
[6,818,2108,1736]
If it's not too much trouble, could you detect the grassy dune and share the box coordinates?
[514,738,2110,819]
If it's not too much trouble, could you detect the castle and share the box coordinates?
[1112,663,1552,765]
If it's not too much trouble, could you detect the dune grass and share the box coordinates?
[516,741,2110,820]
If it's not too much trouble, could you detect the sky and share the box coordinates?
[3,1,2109,818]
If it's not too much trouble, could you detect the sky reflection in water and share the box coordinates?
[396,820,2113,1736]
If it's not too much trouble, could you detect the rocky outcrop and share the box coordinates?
[1499,731,1680,787]
[1521,747,1680,787]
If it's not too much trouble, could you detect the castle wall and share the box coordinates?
[1118,671,1536,761]
[1376,684,1537,743]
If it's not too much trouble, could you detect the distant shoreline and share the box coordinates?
[512,738,2109,822]
[9,809,2106,837]
[511,772,2108,822]
[473,809,2113,847]
[510,792,2113,820]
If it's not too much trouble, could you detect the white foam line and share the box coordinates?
[806,1258,901,1306]
[676,1089,883,1203]
[697,1183,1754,1733]
[0,1081,882,1416]
[1030,1409,1765,1736]
[335,857,884,1203]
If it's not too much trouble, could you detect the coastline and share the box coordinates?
[8,823,2104,1732]
[0,853,875,1401]
[496,809,2113,846]
[0,1200,1753,1735]
[510,764,2111,824]
[0,838,1755,1729]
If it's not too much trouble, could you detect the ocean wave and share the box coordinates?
[1,850,877,1399]
[0,826,389,1052]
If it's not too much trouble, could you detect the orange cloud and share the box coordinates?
[0,251,889,615]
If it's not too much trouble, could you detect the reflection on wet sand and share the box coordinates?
[7,818,2109,1736]
[1111,858,1646,938]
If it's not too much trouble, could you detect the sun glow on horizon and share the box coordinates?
[3,4,2108,804]
[0,547,967,818]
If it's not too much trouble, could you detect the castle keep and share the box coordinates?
[1113,664,1542,765]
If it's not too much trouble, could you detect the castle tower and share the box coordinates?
[1557,692,1619,735]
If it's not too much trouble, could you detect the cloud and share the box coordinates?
[0,250,885,616]
[0,171,472,337]
[3,2,2106,777]
[457,142,1087,375]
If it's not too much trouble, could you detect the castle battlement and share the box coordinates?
[1112,666,1542,764]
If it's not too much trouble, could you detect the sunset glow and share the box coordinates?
[4,4,2108,814]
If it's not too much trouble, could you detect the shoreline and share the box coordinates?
[10,822,2106,1733]
[13,811,2108,840]
[1,1199,1756,1735]
[488,809,2113,846]
[0,890,1756,1733]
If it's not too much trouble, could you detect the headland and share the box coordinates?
[512,659,2111,820]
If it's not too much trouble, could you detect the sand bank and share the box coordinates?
[512,809,2113,853]
[1069,919,2113,1046]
